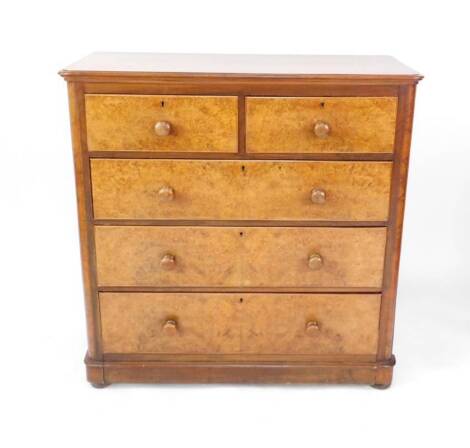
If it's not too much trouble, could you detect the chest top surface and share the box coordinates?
[60,52,422,82]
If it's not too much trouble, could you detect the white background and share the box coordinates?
[1,0,469,446]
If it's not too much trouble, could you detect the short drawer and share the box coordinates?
[246,96,397,153]
[100,293,380,355]
[85,94,238,152]
[95,226,386,288]
[91,160,392,221]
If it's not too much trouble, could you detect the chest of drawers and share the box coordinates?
[60,53,422,388]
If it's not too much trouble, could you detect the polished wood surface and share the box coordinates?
[67,83,103,361]
[85,94,238,152]
[313,120,331,138]
[87,353,394,385]
[100,293,380,355]
[91,160,392,221]
[378,85,418,361]
[94,226,386,288]
[60,53,422,81]
[154,120,171,136]
[246,97,397,153]
[61,53,421,387]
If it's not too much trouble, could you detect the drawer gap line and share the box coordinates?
[93,220,388,228]
[97,286,383,294]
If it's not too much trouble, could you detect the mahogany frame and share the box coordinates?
[64,73,419,387]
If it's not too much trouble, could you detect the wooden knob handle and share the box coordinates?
[162,319,178,335]
[311,188,326,204]
[154,120,171,136]
[305,321,320,334]
[308,253,323,270]
[314,121,331,138]
[160,253,176,270]
[158,185,175,201]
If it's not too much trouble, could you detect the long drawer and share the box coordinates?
[246,96,397,153]
[94,226,387,288]
[100,293,381,355]
[91,160,392,221]
[85,94,238,152]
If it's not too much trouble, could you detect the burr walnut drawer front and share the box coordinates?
[94,226,387,288]
[246,97,397,153]
[91,160,392,221]
[100,293,381,355]
[85,94,238,152]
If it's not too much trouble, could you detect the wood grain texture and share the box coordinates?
[100,293,380,355]
[378,85,417,361]
[85,94,238,152]
[83,81,400,99]
[94,226,387,288]
[86,355,392,385]
[91,160,392,221]
[61,53,421,386]
[246,97,397,153]
[67,83,103,361]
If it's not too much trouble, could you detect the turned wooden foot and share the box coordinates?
[91,382,109,389]
[371,383,391,390]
